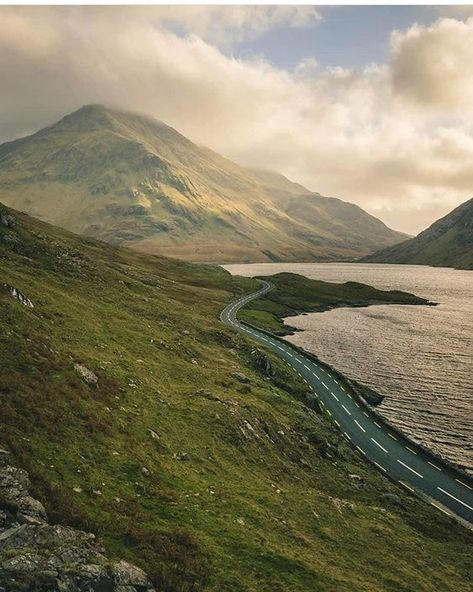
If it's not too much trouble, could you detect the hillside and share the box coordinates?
[1,202,472,592]
[363,198,473,270]
[0,104,406,263]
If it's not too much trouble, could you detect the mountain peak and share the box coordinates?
[0,105,407,263]
[47,104,126,134]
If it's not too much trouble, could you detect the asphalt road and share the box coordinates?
[221,280,473,526]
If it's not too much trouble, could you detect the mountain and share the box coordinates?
[1,202,471,591]
[0,104,407,263]
[363,197,473,270]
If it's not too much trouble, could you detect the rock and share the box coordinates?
[112,559,154,590]
[174,452,190,461]
[0,213,15,228]
[380,493,402,506]
[74,363,99,387]
[147,429,160,441]
[0,458,156,591]
[141,467,150,477]
[231,372,250,384]
[4,285,34,308]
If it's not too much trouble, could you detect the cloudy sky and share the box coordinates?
[1,5,473,233]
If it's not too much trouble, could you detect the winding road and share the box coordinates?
[221,280,473,526]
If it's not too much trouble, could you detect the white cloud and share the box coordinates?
[0,7,472,234]
[390,17,473,112]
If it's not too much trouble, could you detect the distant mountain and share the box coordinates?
[0,104,407,263]
[363,198,473,270]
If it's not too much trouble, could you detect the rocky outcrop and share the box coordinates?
[74,363,99,387]
[3,285,34,308]
[0,449,155,592]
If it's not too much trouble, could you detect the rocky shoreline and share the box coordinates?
[0,448,155,592]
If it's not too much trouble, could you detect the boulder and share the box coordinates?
[0,213,15,228]
[380,493,402,506]
[231,372,250,384]
[74,363,99,387]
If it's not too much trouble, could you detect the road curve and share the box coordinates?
[221,280,473,526]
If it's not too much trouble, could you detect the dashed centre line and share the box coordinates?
[371,438,388,453]
[397,459,423,478]
[438,487,473,511]
[354,420,366,433]
[341,404,351,415]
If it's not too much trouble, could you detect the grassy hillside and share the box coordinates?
[239,272,431,335]
[0,204,471,592]
[0,104,406,263]
[363,198,473,270]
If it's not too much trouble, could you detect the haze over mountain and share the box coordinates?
[363,197,473,270]
[0,104,406,263]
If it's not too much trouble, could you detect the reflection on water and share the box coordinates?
[225,263,473,473]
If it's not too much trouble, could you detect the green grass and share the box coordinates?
[0,204,472,592]
[239,272,431,335]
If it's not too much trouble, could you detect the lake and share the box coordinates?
[225,263,473,474]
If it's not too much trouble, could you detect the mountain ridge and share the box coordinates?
[0,104,407,263]
[363,197,473,270]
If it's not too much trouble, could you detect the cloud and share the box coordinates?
[156,5,322,46]
[390,17,473,111]
[0,7,472,234]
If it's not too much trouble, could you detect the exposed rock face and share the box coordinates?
[3,285,34,308]
[74,363,99,387]
[0,450,155,592]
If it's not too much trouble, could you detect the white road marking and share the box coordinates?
[304,364,310,371]
[374,462,387,473]
[343,432,351,441]
[331,392,339,401]
[322,382,329,390]
[401,481,415,493]
[430,502,451,517]
[312,372,320,379]
[388,433,397,441]
[437,487,473,511]
[406,446,417,455]
[356,446,365,456]
[371,438,388,453]
[341,404,351,415]
[363,411,369,418]
[334,420,340,427]
[397,459,423,478]
[327,410,332,417]
[427,461,442,472]
[455,478,473,491]
[354,420,366,433]
[374,422,382,428]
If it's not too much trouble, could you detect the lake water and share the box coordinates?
[225,263,473,474]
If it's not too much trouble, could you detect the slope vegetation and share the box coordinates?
[0,203,471,592]
[363,198,473,270]
[0,104,406,263]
